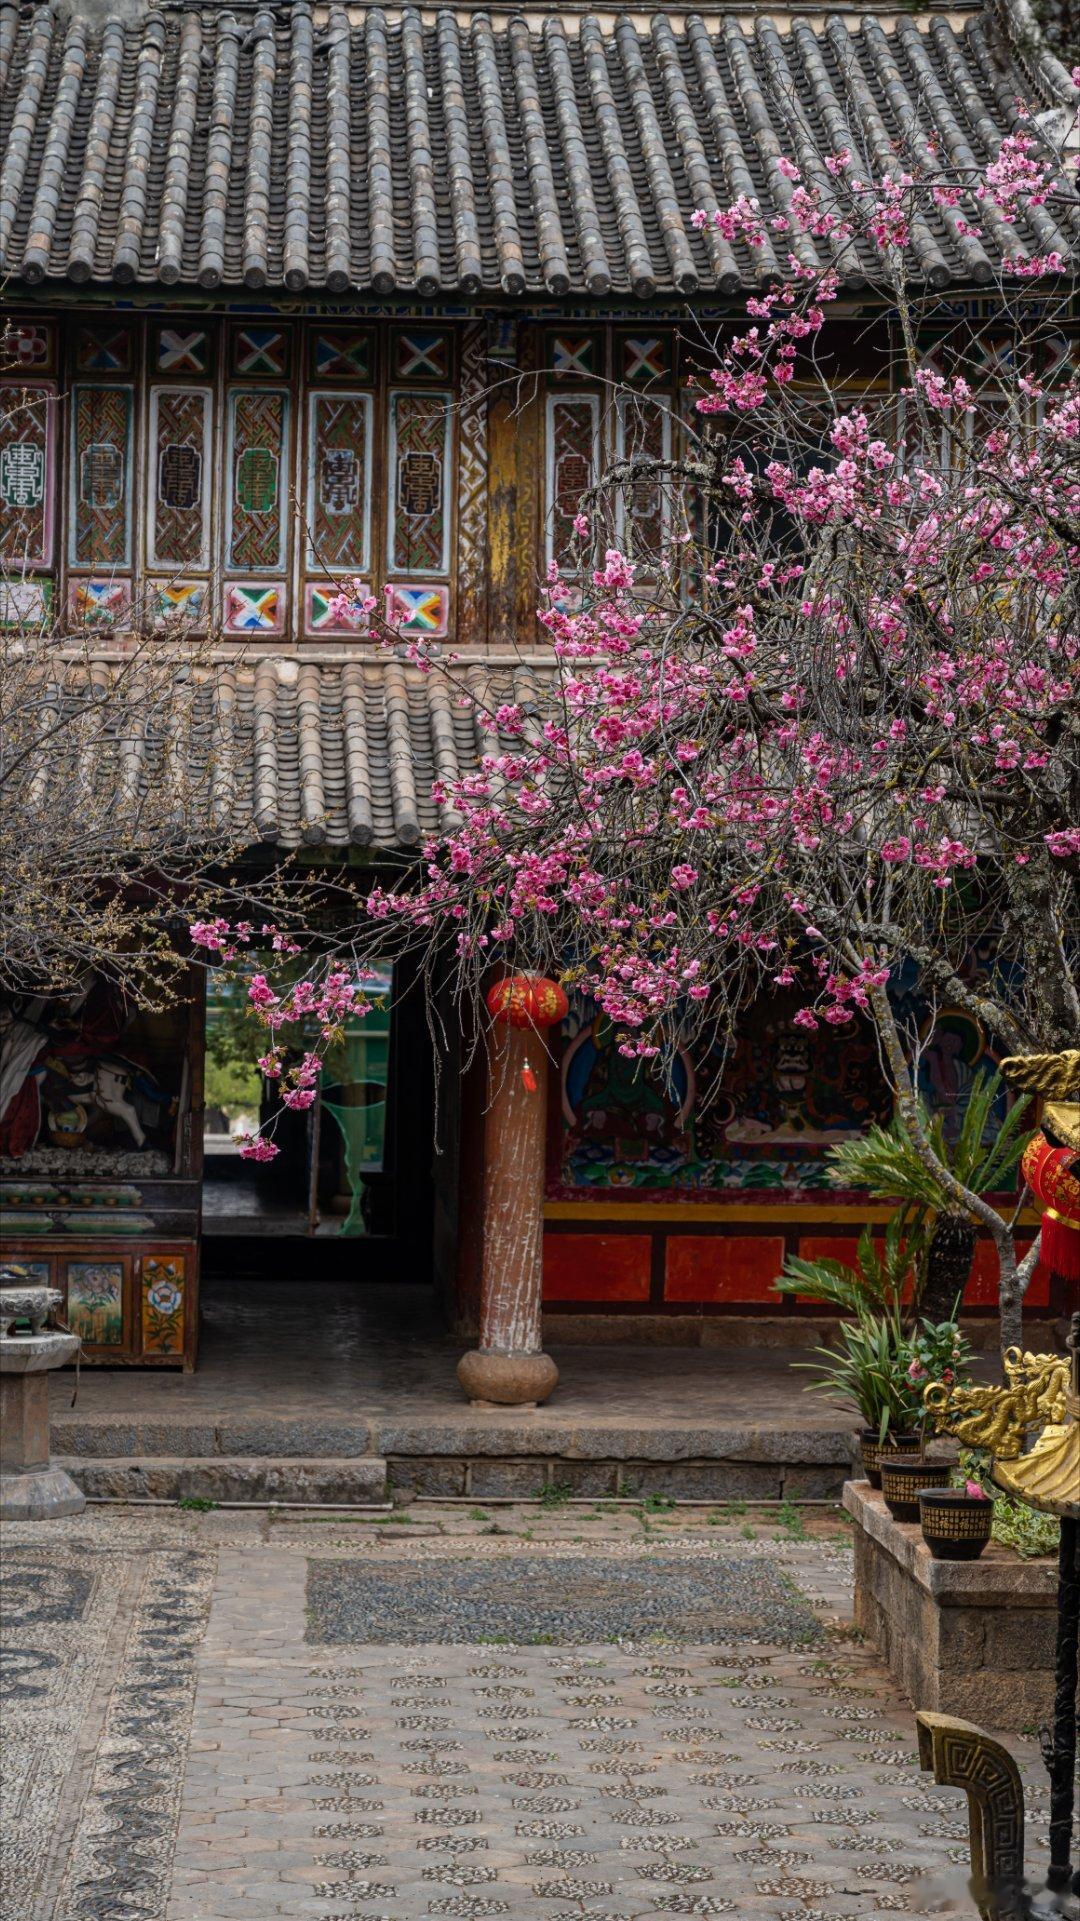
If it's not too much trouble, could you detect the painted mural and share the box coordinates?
[0,983,185,1175]
[555,993,893,1199]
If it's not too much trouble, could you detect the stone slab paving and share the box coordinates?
[0,1504,1060,1921]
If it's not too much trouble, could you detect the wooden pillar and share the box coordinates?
[457,1023,558,1406]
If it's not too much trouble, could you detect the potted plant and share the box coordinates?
[918,1479,994,1559]
[797,1305,973,1488]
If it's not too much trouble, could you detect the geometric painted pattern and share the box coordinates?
[223,581,285,634]
[67,576,131,626]
[70,384,133,567]
[388,391,450,574]
[0,577,52,627]
[393,330,450,381]
[385,582,449,635]
[155,325,210,375]
[149,387,211,568]
[149,579,206,627]
[231,325,289,377]
[311,329,373,382]
[620,334,670,384]
[226,388,289,572]
[305,581,371,635]
[75,322,133,374]
[306,392,371,572]
[546,393,599,569]
[0,382,56,567]
[550,334,599,380]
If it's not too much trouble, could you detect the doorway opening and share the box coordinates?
[200,957,437,1283]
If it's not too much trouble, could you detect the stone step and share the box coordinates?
[58,1454,388,1505]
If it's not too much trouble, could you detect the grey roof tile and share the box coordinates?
[0,0,1075,295]
[57,659,545,853]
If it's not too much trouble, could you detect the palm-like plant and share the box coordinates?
[825,1073,1031,1322]
[774,1213,925,1315]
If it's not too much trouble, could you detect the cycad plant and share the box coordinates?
[825,1073,1031,1322]
[774,1212,925,1316]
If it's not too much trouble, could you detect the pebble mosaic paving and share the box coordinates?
[0,1508,1059,1921]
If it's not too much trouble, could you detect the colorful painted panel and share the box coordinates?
[664,1235,785,1303]
[231,324,289,378]
[0,578,52,627]
[393,329,450,381]
[543,1234,652,1302]
[75,323,133,375]
[548,334,599,380]
[225,389,289,572]
[311,328,374,382]
[388,392,451,575]
[0,382,56,568]
[619,334,671,385]
[69,384,133,568]
[148,386,211,569]
[545,394,599,571]
[148,580,206,629]
[615,393,671,569]
[66,1259,124,1346]
[223,581,285,635]
[141,1253,185,1354]
[154,324,211,376]
[67,576,131,628]
[306,392,372,572]
[385,583,449,636]
[556,993,892,1200]
[8,320,54,372]
[305,581,371,637]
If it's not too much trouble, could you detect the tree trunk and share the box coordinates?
[919,1212,976,1324]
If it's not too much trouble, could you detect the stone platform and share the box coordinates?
[843,1479,1059,1730]
[51,1279,859,1504]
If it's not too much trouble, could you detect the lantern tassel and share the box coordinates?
[521,1060,538,1094]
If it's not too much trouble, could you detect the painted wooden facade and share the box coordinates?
[1,0,1072,1356]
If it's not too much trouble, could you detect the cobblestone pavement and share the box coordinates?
[0,1502,1060,1921]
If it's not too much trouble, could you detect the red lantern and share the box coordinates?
[486,974,569,1030]
[1022,1133,1080,1284]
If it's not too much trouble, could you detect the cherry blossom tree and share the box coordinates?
[202,109,1080,1345]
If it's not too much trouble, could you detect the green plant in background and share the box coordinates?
[826,1073,1031,1322]
[774,1213,924,1316]
[955,1449,1060,1560]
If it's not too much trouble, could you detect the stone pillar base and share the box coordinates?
[457,1349,559,1407]
[0,1462,85,1520]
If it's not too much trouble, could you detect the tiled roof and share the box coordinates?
[0,0,1075,299]
[159,656,550,853]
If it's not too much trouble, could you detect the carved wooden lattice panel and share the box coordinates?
[69,385,133,568]
[456,322,488,644]
[388,391,451,574]
[545,394,599,572]
[615,393,671,570]
[306,392,372,572]
[226,388,289,572]
[0,382,55,567]
[149,387,211,570]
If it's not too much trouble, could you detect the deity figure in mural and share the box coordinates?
[562,1017,692,1171]
[0,983,171,1159]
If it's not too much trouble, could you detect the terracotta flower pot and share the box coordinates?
[918,1488,994,1561]
[860,1430,923,1489]
[880,1457,952,1522]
